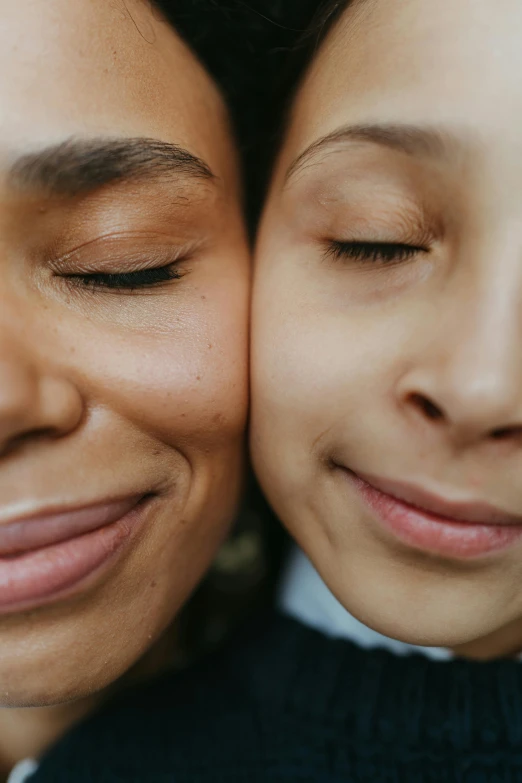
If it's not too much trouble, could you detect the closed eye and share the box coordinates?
[326,241,427,264]
[63,263,184,291]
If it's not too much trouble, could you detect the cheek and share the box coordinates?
[254,297,383,431]
[253,263,417,458]
[67,289,248,451]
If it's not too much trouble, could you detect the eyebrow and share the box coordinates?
[284,123,458,184]
[8,137,216,197]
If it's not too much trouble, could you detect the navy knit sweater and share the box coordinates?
[33,612,522,782]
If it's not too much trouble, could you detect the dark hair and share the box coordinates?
[313,0,352,42]
[153,0,344,228]
[246,0,354,218]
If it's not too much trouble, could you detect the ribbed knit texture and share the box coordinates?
[33,612,522,782]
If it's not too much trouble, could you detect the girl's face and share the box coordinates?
[253,0,522,657]
[0,0,249,704]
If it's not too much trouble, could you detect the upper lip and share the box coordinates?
[0,495,144,556]
[352,471,522,526]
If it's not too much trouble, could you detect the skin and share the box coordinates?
[0,0,248,765]
[252,0,522,660]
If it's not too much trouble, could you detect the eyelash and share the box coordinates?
[326,240,427,264]
[64,263,184,291]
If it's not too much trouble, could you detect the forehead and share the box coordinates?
[283,0,522,164]
[0,0,230,178]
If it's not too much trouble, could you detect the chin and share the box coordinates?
[0,663,115,709]
[0,685,85,710]
[0,623,143,708]
[325,554,512,652]
[351,604,473,649]
[339,590,489,650]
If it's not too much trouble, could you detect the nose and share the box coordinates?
[397,281,522,449]
[0,339,83,457]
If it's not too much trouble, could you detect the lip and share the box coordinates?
[342,469,522,559]
[0,495,149,613]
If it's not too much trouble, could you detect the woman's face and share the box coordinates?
[253,0,522,656]
[0,0,249,705]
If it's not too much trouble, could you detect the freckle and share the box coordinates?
[196,375,201,381]
[201,295,206,300]
[180,519,188,525]
[150,580,157,588]
[208,343,212,350]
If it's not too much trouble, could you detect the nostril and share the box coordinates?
[409,393,444,421]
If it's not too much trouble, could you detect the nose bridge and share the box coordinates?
[0,299,46,439]
[449,271,520,405]
[0,296,83,452]
[401,252,522,442]
[0,295,39,389]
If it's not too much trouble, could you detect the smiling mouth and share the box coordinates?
[338,468,522,560]
[0,494,152,613]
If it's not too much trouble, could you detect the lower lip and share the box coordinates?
[346,472,522,559]
[0,499,149,613]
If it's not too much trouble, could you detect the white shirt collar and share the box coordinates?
[7,759,38,783]
[278,546,453,661]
